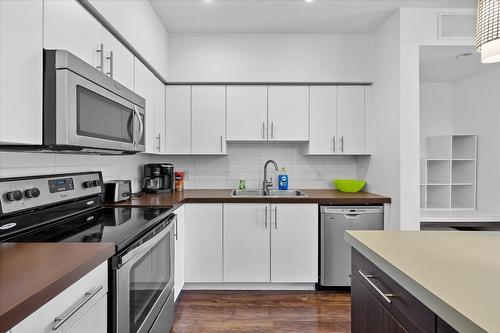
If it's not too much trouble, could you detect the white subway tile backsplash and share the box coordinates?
[0,143,359,190]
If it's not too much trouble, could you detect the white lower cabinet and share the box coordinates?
[224,204,270,282]
[11,262,108,333]
[184,204,224,283]
[174,205,186,301]
[270,204,318,283]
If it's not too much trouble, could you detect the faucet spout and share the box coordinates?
[263,160,279,192]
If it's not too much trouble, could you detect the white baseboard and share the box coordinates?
[183,282,316,291]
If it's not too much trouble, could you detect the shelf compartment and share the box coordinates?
[452,135,476,160]
[451,160,476,184]
[451,185,476,209]
[426,185,451,209]
[426,160,450,185]
[427,136,452,159]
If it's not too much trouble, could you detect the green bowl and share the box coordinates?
[334,179,366,193]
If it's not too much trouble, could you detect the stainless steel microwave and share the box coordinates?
[43,49,145,154]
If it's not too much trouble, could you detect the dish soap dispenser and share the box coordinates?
[278,167,288,190]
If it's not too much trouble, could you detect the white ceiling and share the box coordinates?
[420,46,499,83]
[150,0,475,34]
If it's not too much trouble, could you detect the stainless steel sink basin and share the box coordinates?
[231,189,308,197]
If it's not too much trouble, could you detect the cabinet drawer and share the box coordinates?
[352,249,435,333]
[12,261,108,332]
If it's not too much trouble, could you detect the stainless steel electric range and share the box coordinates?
[0,171,175,333]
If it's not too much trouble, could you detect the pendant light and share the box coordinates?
[476,0,500,63]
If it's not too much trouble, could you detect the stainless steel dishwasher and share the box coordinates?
[320,205,384,287]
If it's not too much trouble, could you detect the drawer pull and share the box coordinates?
[52,285,103,330]
[358,270,393,304]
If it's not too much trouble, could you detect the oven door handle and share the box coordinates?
[119,218,174,266]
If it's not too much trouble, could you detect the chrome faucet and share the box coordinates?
[263,160,279,192]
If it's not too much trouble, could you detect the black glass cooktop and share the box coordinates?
[3,206,170,251]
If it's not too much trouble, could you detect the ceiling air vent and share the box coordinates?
[438,12,476,40]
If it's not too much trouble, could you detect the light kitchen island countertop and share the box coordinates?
[345,231,500,333]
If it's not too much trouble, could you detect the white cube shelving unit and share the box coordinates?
[420,135,477,210]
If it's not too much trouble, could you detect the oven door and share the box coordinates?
[55,68,145,152]
[115,216,175,333]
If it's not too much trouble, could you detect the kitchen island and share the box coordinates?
[345,231,500,333]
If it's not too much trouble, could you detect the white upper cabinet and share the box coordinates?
[153,79,166,153]
[166,86,191,154]
[308,86,338,154]
[337,86,366,153]
[191,86,227,155]
[268,86,310,141]
[101,29,135,89]
[44,0,103,69]
[0,0,43,145]
[184,204,224,283]
[270,204,318,283]
[134,60,157,153]
[224,204,270,282]
[226,86,268,141]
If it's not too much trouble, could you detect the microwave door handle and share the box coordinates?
[138,109,144,147]
[119,219,174,266]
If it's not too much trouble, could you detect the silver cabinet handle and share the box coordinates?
[106,50,114,78]
[220,135,223,153]
[264,206,268,228]
[271,122,274,139]
[262,121,265,139]
[52,285,103,330]
[341,136,344,152]
[274,206,278,229]
[156,133,161,152]
[96,43,104,72]
[174,216,178,241]
[333,136,336,152]
[358,270,394,304]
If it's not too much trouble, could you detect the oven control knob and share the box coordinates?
[6,190,23,201]
[25,188,40,198]
[92,180,101,187]
[83,181,94,189]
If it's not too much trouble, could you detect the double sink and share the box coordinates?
[231,189,308,197]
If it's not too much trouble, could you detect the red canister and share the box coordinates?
[175,171,185,192]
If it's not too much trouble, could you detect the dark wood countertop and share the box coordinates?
[0,243,114,332]
[114,189,391,208]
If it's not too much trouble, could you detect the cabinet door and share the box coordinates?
[337,86,365,153]
[192,86,226,154]
[270,204,318,283]
[166,86,191,154]
[308,86,337,154]
[66,295,107,333]
[226,86,268,141]
[184,204,223,282]
[268,86,309,141]
[134,60,157,153]
[174,206,186,301]
[102,29,134,90]
[153,79,166,153]
[44,0,103,69]
[351,276,407,333]
[224,204,270,282]
[0,0,43,145]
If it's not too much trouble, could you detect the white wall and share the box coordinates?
[151,143,358,189]
[360,11,401,230]
[419,83,453,157]
[0,152,148,192]
[167,33,374,82]
[89,0,169,78]
[453,66,500,213]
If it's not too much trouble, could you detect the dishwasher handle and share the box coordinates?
[344,213,361,219]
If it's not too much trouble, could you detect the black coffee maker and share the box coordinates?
[143,164,174,193]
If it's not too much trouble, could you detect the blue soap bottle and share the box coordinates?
[278,167,289,190]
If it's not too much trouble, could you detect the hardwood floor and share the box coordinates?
[172,290,351,333]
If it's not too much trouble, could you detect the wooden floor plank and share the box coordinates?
[172,290,351,333]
